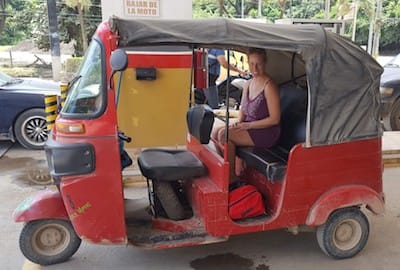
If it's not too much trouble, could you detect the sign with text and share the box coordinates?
[124,0,160,17]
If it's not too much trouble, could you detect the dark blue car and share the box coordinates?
[0,71,59,149]
[381,54,400,130]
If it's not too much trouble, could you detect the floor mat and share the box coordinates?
[0,141,14,158]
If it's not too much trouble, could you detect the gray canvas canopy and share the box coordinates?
[109,17,383,146]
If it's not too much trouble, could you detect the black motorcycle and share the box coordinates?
[195,74,250,109]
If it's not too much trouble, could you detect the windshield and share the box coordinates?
[62,39,104,115]
[384,54,400,68]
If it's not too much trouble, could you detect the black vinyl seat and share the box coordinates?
[138,149,206,181]
[237,146,288,182]
[237,83,307,182]
[137,105,214,182]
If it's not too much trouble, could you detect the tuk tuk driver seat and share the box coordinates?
[137,105,214,182]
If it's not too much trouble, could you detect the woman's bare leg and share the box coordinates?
[218,127,254,182]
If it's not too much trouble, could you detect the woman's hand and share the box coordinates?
[230,121,252,130]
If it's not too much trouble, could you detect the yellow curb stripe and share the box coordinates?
[44,96,57,103]
[45,104,58,113]
[44,100,58,107]
[22,260,41,270]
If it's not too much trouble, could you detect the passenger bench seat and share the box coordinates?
[237,83,307,182]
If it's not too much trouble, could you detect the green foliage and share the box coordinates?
[289,0,324,19]
[31,0,101,56]
[0,0,37,45]
[193,0,400,52]
[1,0,100,53]
[64,57,83,73]
[192,0,219,18]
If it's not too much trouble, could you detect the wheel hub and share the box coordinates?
[23,117,48,146]
[39,228,63,247]
[32,224,70,256]
[333,219,362,251]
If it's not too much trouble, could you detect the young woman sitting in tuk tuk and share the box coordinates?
[213,48,281,182]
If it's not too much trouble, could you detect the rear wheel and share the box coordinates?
[14,108,48,150]
[316,207,369,259]
[154,181,186,221]
[19,219,81,265]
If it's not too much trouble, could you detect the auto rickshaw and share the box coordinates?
[13,17,384,265]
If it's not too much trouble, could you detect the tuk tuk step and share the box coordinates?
[127,222,228,248]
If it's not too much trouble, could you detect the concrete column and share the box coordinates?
[47,0,61,81]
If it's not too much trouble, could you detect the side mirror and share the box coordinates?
[109,49,128,104]
[110,49,128,72]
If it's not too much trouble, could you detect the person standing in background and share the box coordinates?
[208,48,247,87]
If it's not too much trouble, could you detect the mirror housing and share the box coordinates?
[110,49,128,72]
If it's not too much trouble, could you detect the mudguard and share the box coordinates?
[13,189,69,222]
[306,185,385,226]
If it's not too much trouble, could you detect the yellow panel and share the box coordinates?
[116,68,191,147]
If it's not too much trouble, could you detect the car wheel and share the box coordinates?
[389,99,400,131]
[14,108,48,150]
[316,207,369,259]
[19,219,81,265]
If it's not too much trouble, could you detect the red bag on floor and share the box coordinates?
[228,185,265,220]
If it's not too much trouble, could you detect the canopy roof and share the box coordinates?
[109,17,383,146]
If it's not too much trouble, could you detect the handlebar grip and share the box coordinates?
[118,132,132,143]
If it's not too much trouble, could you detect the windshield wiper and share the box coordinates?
[68,75,82,88]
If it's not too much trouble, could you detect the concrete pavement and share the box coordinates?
[1,133,400,269]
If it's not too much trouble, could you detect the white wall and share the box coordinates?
[101,0,192,21]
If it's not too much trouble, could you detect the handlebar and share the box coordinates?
[118,132,132,143]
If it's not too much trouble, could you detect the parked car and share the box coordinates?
[0,71,59,149]
[380,53,400,130]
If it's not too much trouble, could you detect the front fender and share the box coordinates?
[306,185,385,226]
[13,189,69,222]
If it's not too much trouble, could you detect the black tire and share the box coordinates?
[19,219,81,265]
[316,207,369,259]
[389,99,400,131]
[14,108,48,150]
[154,181,186,221]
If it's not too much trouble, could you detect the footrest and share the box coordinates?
[138,149,206,181]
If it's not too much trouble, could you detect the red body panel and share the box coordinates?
[186,136,383,237]
[48,25,127,244]
[55,94,126,244]
[13,189,68,222]
[306,185,385,226]
[127,52,192,69]
[193,49,208,88]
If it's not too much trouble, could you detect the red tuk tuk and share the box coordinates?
[13,17,384,265]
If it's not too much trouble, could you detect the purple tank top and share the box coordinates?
[240,80,280,148]
[241,90,269,122]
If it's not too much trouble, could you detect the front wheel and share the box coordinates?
[316,207,369,259]
[19,219,81,265]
